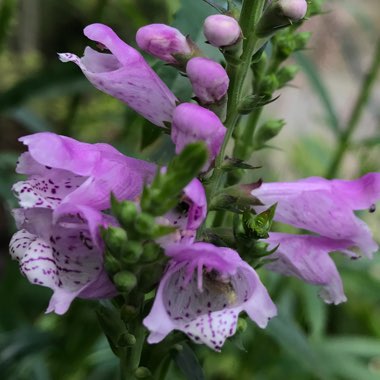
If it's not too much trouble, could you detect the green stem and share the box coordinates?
[325,38,380,178]
[206,0,266,204]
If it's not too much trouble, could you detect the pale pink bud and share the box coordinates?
[186,57,229,104]
[136,24,192,64]
[279,0,308,20]
[203,14,241,47]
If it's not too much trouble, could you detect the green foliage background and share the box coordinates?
[0,0,379,379]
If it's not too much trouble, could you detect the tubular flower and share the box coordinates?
[266,233,358,304]
[171,103,226,171]
[13,132,156,212]
[252,174,380,258]
[160,178,207,244]
[144,242,276,351]
[136,24,192,64]
[203,14,242,48]
[59,23,177,127]
[10,206,117,315]
[186,57,229,104]
[251,173,380,303]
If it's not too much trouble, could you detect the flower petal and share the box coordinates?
[265,233,357,304]
[252,174,380,257]
[59,23,177,127]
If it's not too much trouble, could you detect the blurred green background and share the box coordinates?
[0,0,379,379]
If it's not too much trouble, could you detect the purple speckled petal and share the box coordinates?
[144,242,276,351]
[59,23,177,127]
[15,132,156,211]
[252,173,380,258]
[171,103,226,171]
[10,208,116,314]
[265,233,358,304]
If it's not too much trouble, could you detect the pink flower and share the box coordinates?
[136,24,192,64]
[59,23,177,127]
[144,242,276,351]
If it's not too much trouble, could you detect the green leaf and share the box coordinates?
[295,52,340,134]
[173,343,205,380]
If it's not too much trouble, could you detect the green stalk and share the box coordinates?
[206,0,266,204]
[326,38,380,178]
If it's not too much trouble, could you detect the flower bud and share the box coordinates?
[134,367,152,379]
[279,0,308,20]
[104,227,127,254]
[203,14,241,47]
[113,271,137,293]
[186,57,229,104]
[171,103,226,171]
[254,119,285,148]
[136,24,192,64]
[256,0,308,38]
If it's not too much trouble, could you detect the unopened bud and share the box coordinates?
[104,251,121,273]
[120,304,137,321]
[134,367,152,379]
[104,227,127,254]
[171,103,226,171]
[277,65,299,87]
[142,241,161,262]
[280,0,308,20]
[135,213,156,237]
[255,119,285,147]
[121,241,143,264]
[117,332,136,347]
[186,57,229,104]
[113,271,137,293]
[114,200,138,228]
[203,14,241,47]
[136,24,192,64]
[256,0,308,38]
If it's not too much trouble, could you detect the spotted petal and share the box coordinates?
[10,208,116,314]
[144,242,276,351]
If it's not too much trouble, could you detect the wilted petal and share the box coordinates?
[59,23,177,127]
[10,208,116,314]
[144,242,276,351]
[252,174,380,258]
[265,233,359,304]
[14,132,156,211]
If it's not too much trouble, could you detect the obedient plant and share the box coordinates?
[8,0,380,378]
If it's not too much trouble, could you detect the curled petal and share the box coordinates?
[265,233,358,304]
[59,23,177,127]
[252,174,380,258]
[144,242,276,351]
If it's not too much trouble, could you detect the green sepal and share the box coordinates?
[221,157,261,171]
[243,203,277,239]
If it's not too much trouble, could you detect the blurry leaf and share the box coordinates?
[173,343,205,380]
[0,0,17,52]
[299,285,327,340]
[0,64,90,112]
[9,107,53,132]
[321,336,380,358]
[353,135,380,148]
[295,52,340,135]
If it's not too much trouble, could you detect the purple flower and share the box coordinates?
[13,132,156,212]
[203,15,241,48]
[171,103,226,171]
[136,24,192,64]
[10,206,117,314]
[186,57,229,104]
[266,233,358,304]
[143,242,276,351]
[159,178,207,244]
[58,23,177,127]
[252,174,380,258]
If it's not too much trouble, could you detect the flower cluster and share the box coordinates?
[9,4,380,354]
